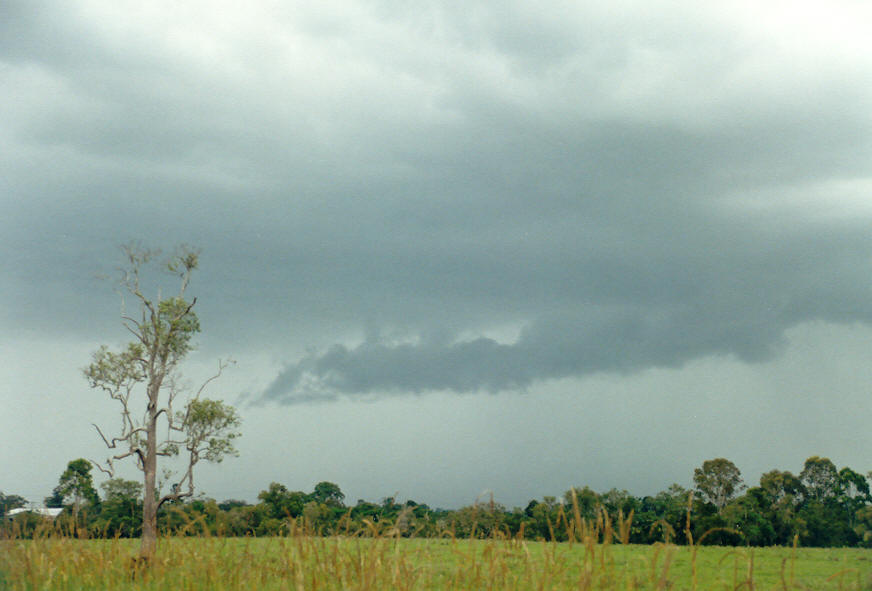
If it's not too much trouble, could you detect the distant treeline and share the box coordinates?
[3,456,871,547]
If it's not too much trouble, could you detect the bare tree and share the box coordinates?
[84,244,241,559]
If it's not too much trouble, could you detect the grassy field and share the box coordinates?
[2,533,871,590]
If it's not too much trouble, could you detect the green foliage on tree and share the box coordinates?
[94,478,143,537]
[257,482,308,519]
[759,469,805,502]
[693,458,745,512]
[312,481,345,507]
[52,459,100,516]
[642,484,692,544]
[43,489,64,509]
[0,492,28,517]
[838,466,871,525]
[755,469,805,542]
[854,505,872,547]
[101,478,143,502]
[799,456,839,501]
[722,487,775,546]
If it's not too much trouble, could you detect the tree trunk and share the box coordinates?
[140,389,159,559]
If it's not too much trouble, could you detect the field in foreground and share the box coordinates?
[2,535,871,591]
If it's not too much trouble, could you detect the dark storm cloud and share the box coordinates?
[257,218,872,404]
[3,1,872,401]
[259,309,742,403]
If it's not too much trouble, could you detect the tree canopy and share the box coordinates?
[693,458,745,511]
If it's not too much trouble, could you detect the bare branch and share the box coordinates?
[110,449,135,462]
[93,422,147,450]
[193,358,234,402]
[156,454,198,509]
[92,423,113,448]
[121,316,144,340]
[157,488,193,510]
[90,458,114,478]
[105,448,145,474]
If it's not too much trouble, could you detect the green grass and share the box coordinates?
[2,534,871,590]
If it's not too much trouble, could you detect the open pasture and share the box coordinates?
[2,535,870,591]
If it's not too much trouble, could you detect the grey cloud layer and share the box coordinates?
[3,2,872,401]
[258,226,872,404]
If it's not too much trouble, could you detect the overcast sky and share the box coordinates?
[3,0,872,510]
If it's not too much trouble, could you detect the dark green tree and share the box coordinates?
[101,478,143,501]
[217,499,249,511]
[96,478,143,537]
[838,466,871,528]
[799,456,839,502]
[599,488,639,522]
[722,488,775,546]
[693,458,745,512]
[257,482,307,519]
[54,459,100,521]
[798,457,855,546]
[44,489,64,509]
[760,470,805,502]
[563,487,600,520]
[854,505,872,547]
[451,501,507,539]
[758,469,805,544]
[0,492,28,517]
[646,484,692,544]
[312,481,345,507]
